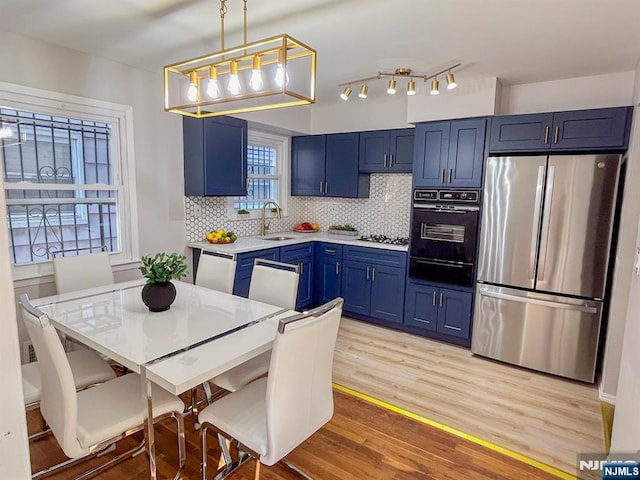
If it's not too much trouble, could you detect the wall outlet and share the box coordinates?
[193,204,202,218]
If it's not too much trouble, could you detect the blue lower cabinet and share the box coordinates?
[342,260,371,315]
[405,280,473,340]
[315,256,341,304]
[437,289,472,339]
[369,265,405,324]
[342,248,407,324]
[404,282,438,331]
[233,248,280,297]
[280,243,314,310]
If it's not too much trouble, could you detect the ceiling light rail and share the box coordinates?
[164,0,316,118]
[339,63,460,100]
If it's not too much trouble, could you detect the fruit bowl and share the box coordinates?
[205,230,237,244]
[293,222,319,233]
[293,227,319,233]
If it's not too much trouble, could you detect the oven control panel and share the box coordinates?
[414,189,480,204]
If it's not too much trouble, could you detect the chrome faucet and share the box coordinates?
[260,201,281,236]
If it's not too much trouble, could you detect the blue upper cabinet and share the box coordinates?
[291,135,326,196]
[183,116,248,196]
[359,128,414,173]
[489,107,632,153]
[413,117,486,188]
[291,133,369,198]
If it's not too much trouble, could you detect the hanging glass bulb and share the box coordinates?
[249,55,264,91]
[207,66,220,99]
[275,49,290,88]
[228,61,241,95]
[187,71,198,102]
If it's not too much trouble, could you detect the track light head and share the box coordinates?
[446,72,457,90]
[340,86,352,101]
[387,78,397,95]
[358,84,368,99]
[406,80,416,96]
[430,78,440,95]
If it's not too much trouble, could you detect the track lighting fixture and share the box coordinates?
[338,63,461,101]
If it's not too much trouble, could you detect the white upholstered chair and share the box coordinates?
[208,259,300,396]
[198,297,343,480]
[52,250,114,294]
[20,294,186,479]
[195,252,236,294]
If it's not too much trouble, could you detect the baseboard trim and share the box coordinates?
[333,382,577,480]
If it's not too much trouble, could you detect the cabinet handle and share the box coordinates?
[372,267,376,281]
[448,169,452,184]
[299,262,303,275]
[543,126,549,144]
[319,181,323,193]
[325,181,328,194]
[439,292,444,308]
[366,267,370,281]
[554,125,559,144]
[335,262,340,275]
[432,291,436,306]
[383,154,388,167]
[325,248,336,254]
[441,168,446,183]
[389,154,394,167]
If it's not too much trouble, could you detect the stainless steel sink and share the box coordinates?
[263,236,295,241]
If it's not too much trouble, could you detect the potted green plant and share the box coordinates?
[237,208,250,218]
[139,252,188,312]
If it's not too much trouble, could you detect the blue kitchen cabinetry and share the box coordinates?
[183,116,248,196]
[280,243,314,310]
[314,243,343,305]
[359,128,414,173]
[405,279,473,344]
[413,118,487,188]
[341,246,406,324]
[291,133,369,198]
[233,248,280,298]
[489,107,632,153]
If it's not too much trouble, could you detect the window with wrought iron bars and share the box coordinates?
[0,82,137,276]
[227,130,289,218]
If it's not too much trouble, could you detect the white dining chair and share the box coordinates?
[20,294,186,480]
[52,249,114,294]
[198,297,343,480]
[195,252,236,294]
[207,259,300,397]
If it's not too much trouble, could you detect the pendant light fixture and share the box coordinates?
[164,0,316,118]
[338,64,460,101]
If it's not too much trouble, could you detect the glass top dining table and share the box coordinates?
[33,279,296,480]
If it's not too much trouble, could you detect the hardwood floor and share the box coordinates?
[28,389,560,480]
[333,318,605,476]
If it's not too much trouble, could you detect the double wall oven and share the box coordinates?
[409,189,480,287]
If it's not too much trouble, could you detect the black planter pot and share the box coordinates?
[141,281,176,312]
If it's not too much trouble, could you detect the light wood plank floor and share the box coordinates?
[333,318,605,475]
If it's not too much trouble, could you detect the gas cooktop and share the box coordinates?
[358,235,409,246]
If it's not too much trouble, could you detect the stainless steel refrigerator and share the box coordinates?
[472,154,621,382]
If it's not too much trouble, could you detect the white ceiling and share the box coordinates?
[2,0,640,104]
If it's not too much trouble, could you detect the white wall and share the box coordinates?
[499,71,635,114]
[610,63,640,449]
[0,169,30,477]
[0,29,188,350]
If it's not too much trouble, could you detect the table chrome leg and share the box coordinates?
[141,367,157,480]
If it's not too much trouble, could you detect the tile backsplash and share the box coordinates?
[185,174,412,242]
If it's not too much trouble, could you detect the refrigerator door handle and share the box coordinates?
[537,165,555,281]
[529,166,546,280]
[478,288,598,314]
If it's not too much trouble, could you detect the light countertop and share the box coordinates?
[188,231,408,254]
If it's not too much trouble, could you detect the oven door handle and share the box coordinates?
[413,258,472,268]
[413,204,479,213]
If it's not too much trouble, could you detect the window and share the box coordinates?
[227,130,289,218]
[0,83,138,279]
